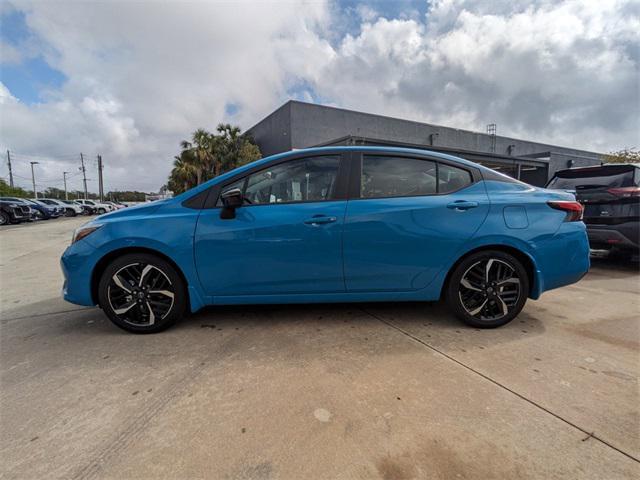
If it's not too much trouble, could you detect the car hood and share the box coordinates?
[96,200,167,220]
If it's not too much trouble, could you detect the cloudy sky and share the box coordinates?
[0,0,638,193]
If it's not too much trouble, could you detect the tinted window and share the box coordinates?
[547,166,638,189]
[438,163,473,193]
[218,156,340,206]
[361,156,437,198]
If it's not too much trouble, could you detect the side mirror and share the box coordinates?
[220,188,243,219]
[221,188,243,208]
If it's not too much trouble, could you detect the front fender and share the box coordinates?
[72,210,207,312]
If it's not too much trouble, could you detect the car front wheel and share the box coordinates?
[446,250,529,328]
[98,253,186,333]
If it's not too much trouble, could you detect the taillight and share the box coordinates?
[606,186,640,198]
[547,201,584,221]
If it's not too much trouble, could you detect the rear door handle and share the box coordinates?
[304,215,337,225]
[447,200,479,211]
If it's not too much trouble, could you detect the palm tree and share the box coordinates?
[216,124,243,174]
[166,124,262,195]
[191,129,214,184]
[169,153,198,193]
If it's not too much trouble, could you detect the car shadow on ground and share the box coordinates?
[180,299,547,352]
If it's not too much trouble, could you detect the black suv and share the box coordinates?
[546,164,639,254]
[0,200,31,225]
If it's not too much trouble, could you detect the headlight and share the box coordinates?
[71,224,103,244]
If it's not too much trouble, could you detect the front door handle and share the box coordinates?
[304,215,337,226]
[447,200,479,211]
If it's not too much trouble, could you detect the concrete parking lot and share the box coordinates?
[1,217,639,479]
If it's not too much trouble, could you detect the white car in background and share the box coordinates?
[104,201,127,210]
[76,199,115,215]
[40,198,83,217]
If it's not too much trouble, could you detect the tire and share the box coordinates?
[97,208,106,214]
[66,208,77,217]
[98,253,187,333]
[0,211,9,225]
[446,250,529,328]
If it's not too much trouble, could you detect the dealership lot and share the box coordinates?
[1,217,638,479]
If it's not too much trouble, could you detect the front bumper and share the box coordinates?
[60,239,100,307]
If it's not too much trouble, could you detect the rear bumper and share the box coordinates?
[586,222,639,250]
[533,222,590,297]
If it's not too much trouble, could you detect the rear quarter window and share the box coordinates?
[438,164,473,193]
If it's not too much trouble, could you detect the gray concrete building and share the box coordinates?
[247,100,604,186]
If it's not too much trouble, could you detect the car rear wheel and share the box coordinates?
[97,208,106,214]
[446,250,529,328]
[98,253,186,333]
[65,208,76,217]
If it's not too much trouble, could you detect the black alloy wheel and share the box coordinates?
[98,253,186,333]
[446,250,529,328]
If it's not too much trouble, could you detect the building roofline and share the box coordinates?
[313,134,549,165]
[258,99,603,158]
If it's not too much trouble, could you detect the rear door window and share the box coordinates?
[360,156,437,198]
[359,156,472,198]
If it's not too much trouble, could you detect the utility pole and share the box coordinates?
[80,153,88,200]
[30,161,39,198]
[97,155,104,202]
[63,172,70,200]
[6,150,14,187]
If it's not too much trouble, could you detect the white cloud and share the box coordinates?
[1,0,332,192]
[0,0,638,193]
[311,0,640,152]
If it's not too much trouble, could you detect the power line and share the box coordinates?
[7,151,85,160]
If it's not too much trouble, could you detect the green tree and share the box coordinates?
[167,123,261,194]
[168,152,198,194]
[602,148,640,164]
[0,179,31,198]
[105,190,147,202]
[43,187,67,199]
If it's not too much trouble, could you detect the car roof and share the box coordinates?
[177,146,497,199]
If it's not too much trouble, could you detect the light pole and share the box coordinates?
[30,161,39,199]
[63,171,70,200]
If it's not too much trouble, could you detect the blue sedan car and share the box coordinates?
[61,147,589,333]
